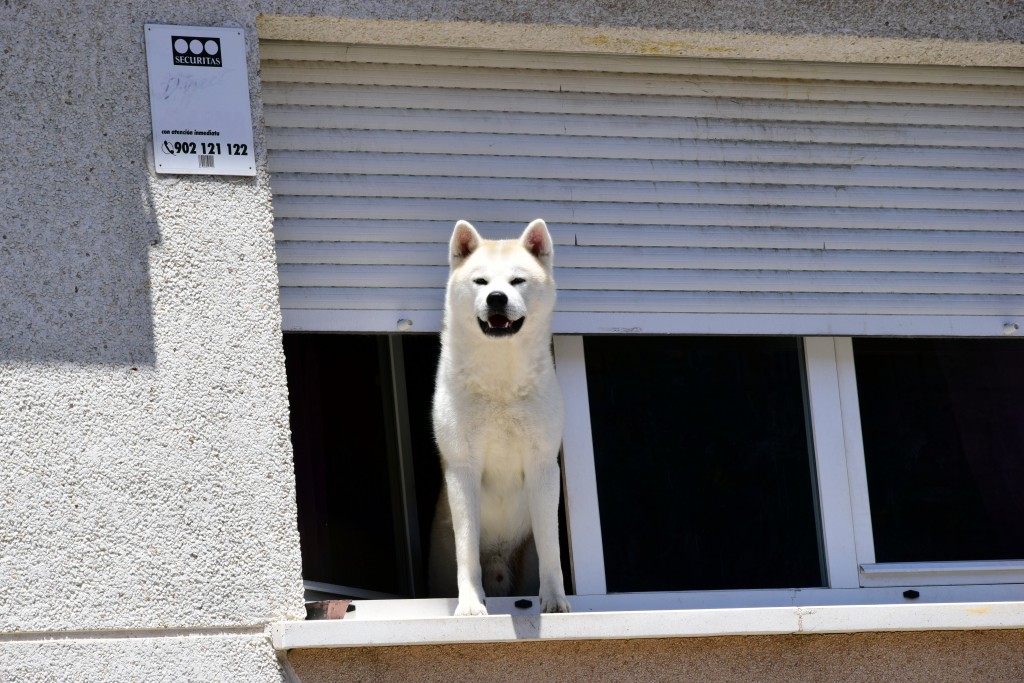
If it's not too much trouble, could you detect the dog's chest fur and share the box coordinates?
[445,348,557,462]
[441,344,559,543]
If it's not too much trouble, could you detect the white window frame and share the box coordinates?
[831,336,1024,589]
[274,332,1024,649]
[555,334,1024,600]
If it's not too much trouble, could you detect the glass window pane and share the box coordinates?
[283,334,401,594]
[854,338,1024,563]
[583,336,824,592]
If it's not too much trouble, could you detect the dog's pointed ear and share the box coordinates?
[450,220,481,267]
[520,218,554,266]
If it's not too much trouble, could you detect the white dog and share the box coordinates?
[428,218,571,616]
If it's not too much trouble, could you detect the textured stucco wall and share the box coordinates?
[0,2,305,681]
[0,632,285,683]
[1,0,1021,680]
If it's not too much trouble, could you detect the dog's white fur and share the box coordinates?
[428,219,570,616]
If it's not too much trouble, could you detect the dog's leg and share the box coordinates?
[444,464,488,615]
[527,460,571,613]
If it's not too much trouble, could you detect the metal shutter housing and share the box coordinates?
[261,42,1024,336]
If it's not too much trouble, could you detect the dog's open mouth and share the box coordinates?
[479,314,525,337]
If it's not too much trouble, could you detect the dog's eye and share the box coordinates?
[473,278,488,285]
[510,277,526,286]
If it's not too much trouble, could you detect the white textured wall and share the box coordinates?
[0,2,305,680]
[1,0,1020,680]
[0,633,285,683]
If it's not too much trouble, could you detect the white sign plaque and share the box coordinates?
[144,24,256,176]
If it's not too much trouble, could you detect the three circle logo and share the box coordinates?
[171,36,222,67]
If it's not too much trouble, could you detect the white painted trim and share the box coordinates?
[271,608,792,649]
[269,598,1024,650]
[552,335,608,596]
[860,561,1024,587]
[336,584,1024,619]
[563,584,1024,612]
[803,338,860,589]
[280,310,1024,338]
[834,337,877,568]
[799,601,1024,633]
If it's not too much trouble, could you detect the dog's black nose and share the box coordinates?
[486,291,508,307]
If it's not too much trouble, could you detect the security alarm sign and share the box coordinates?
[144,24,256,176]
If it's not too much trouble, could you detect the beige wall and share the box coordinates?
[289,630,1024,682]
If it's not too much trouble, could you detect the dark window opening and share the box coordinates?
[282,333,572,600]
[583,336,825,592]
[854,338,1024,563]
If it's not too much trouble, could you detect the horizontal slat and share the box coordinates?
[264,107,1024,149]
[279,287,1024,315]
[275,242,1024,273]
[282,310,1024,340]
[278,264,444,288]
[267,153,1024,191]
[262,84,1024,128]
[260,61,1024,107]
[259,42,1024,87]
[572,224,1024,251]
[271,198,1024,232]
[278,264,1024,295]
[272,220,1024,253]
[270,175,1023,211]
[281,309,1023,336]
[265,130,1024,169]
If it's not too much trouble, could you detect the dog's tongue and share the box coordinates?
[488,314,512,329]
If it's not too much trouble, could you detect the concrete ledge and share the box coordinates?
[270,601,1024,650]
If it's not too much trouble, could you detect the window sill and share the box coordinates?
[270,595,1024,650]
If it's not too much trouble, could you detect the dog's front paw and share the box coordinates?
[454,600,489,616]
[539,592,571,614]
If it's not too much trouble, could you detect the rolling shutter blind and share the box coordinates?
[261,42,1024,336]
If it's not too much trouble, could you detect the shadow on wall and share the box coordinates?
[0,182,160,366]
[0,2,160,366]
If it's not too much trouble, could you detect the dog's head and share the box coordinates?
[445,219,556,339]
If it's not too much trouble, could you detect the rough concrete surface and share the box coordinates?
[287,630,1024,682]
[0,1,306,634]
[0,632,287,683]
